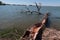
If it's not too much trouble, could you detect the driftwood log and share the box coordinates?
[21,3,42,15]
[20,13,49,40]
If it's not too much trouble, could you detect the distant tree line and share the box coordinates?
[0,1,6,5]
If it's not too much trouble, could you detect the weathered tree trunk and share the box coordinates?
[20,13,48,40]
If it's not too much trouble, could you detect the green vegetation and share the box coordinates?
[0,27,25,40]
[0,1,6,5]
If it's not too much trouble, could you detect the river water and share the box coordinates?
[0,5,60,30]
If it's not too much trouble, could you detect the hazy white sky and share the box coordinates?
[0,0,60,6]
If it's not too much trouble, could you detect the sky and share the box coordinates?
[0,0,60,6]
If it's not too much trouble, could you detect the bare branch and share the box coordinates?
[35,2,42,14]
[20,2,42,15]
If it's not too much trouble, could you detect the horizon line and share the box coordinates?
[7,3,60,6]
